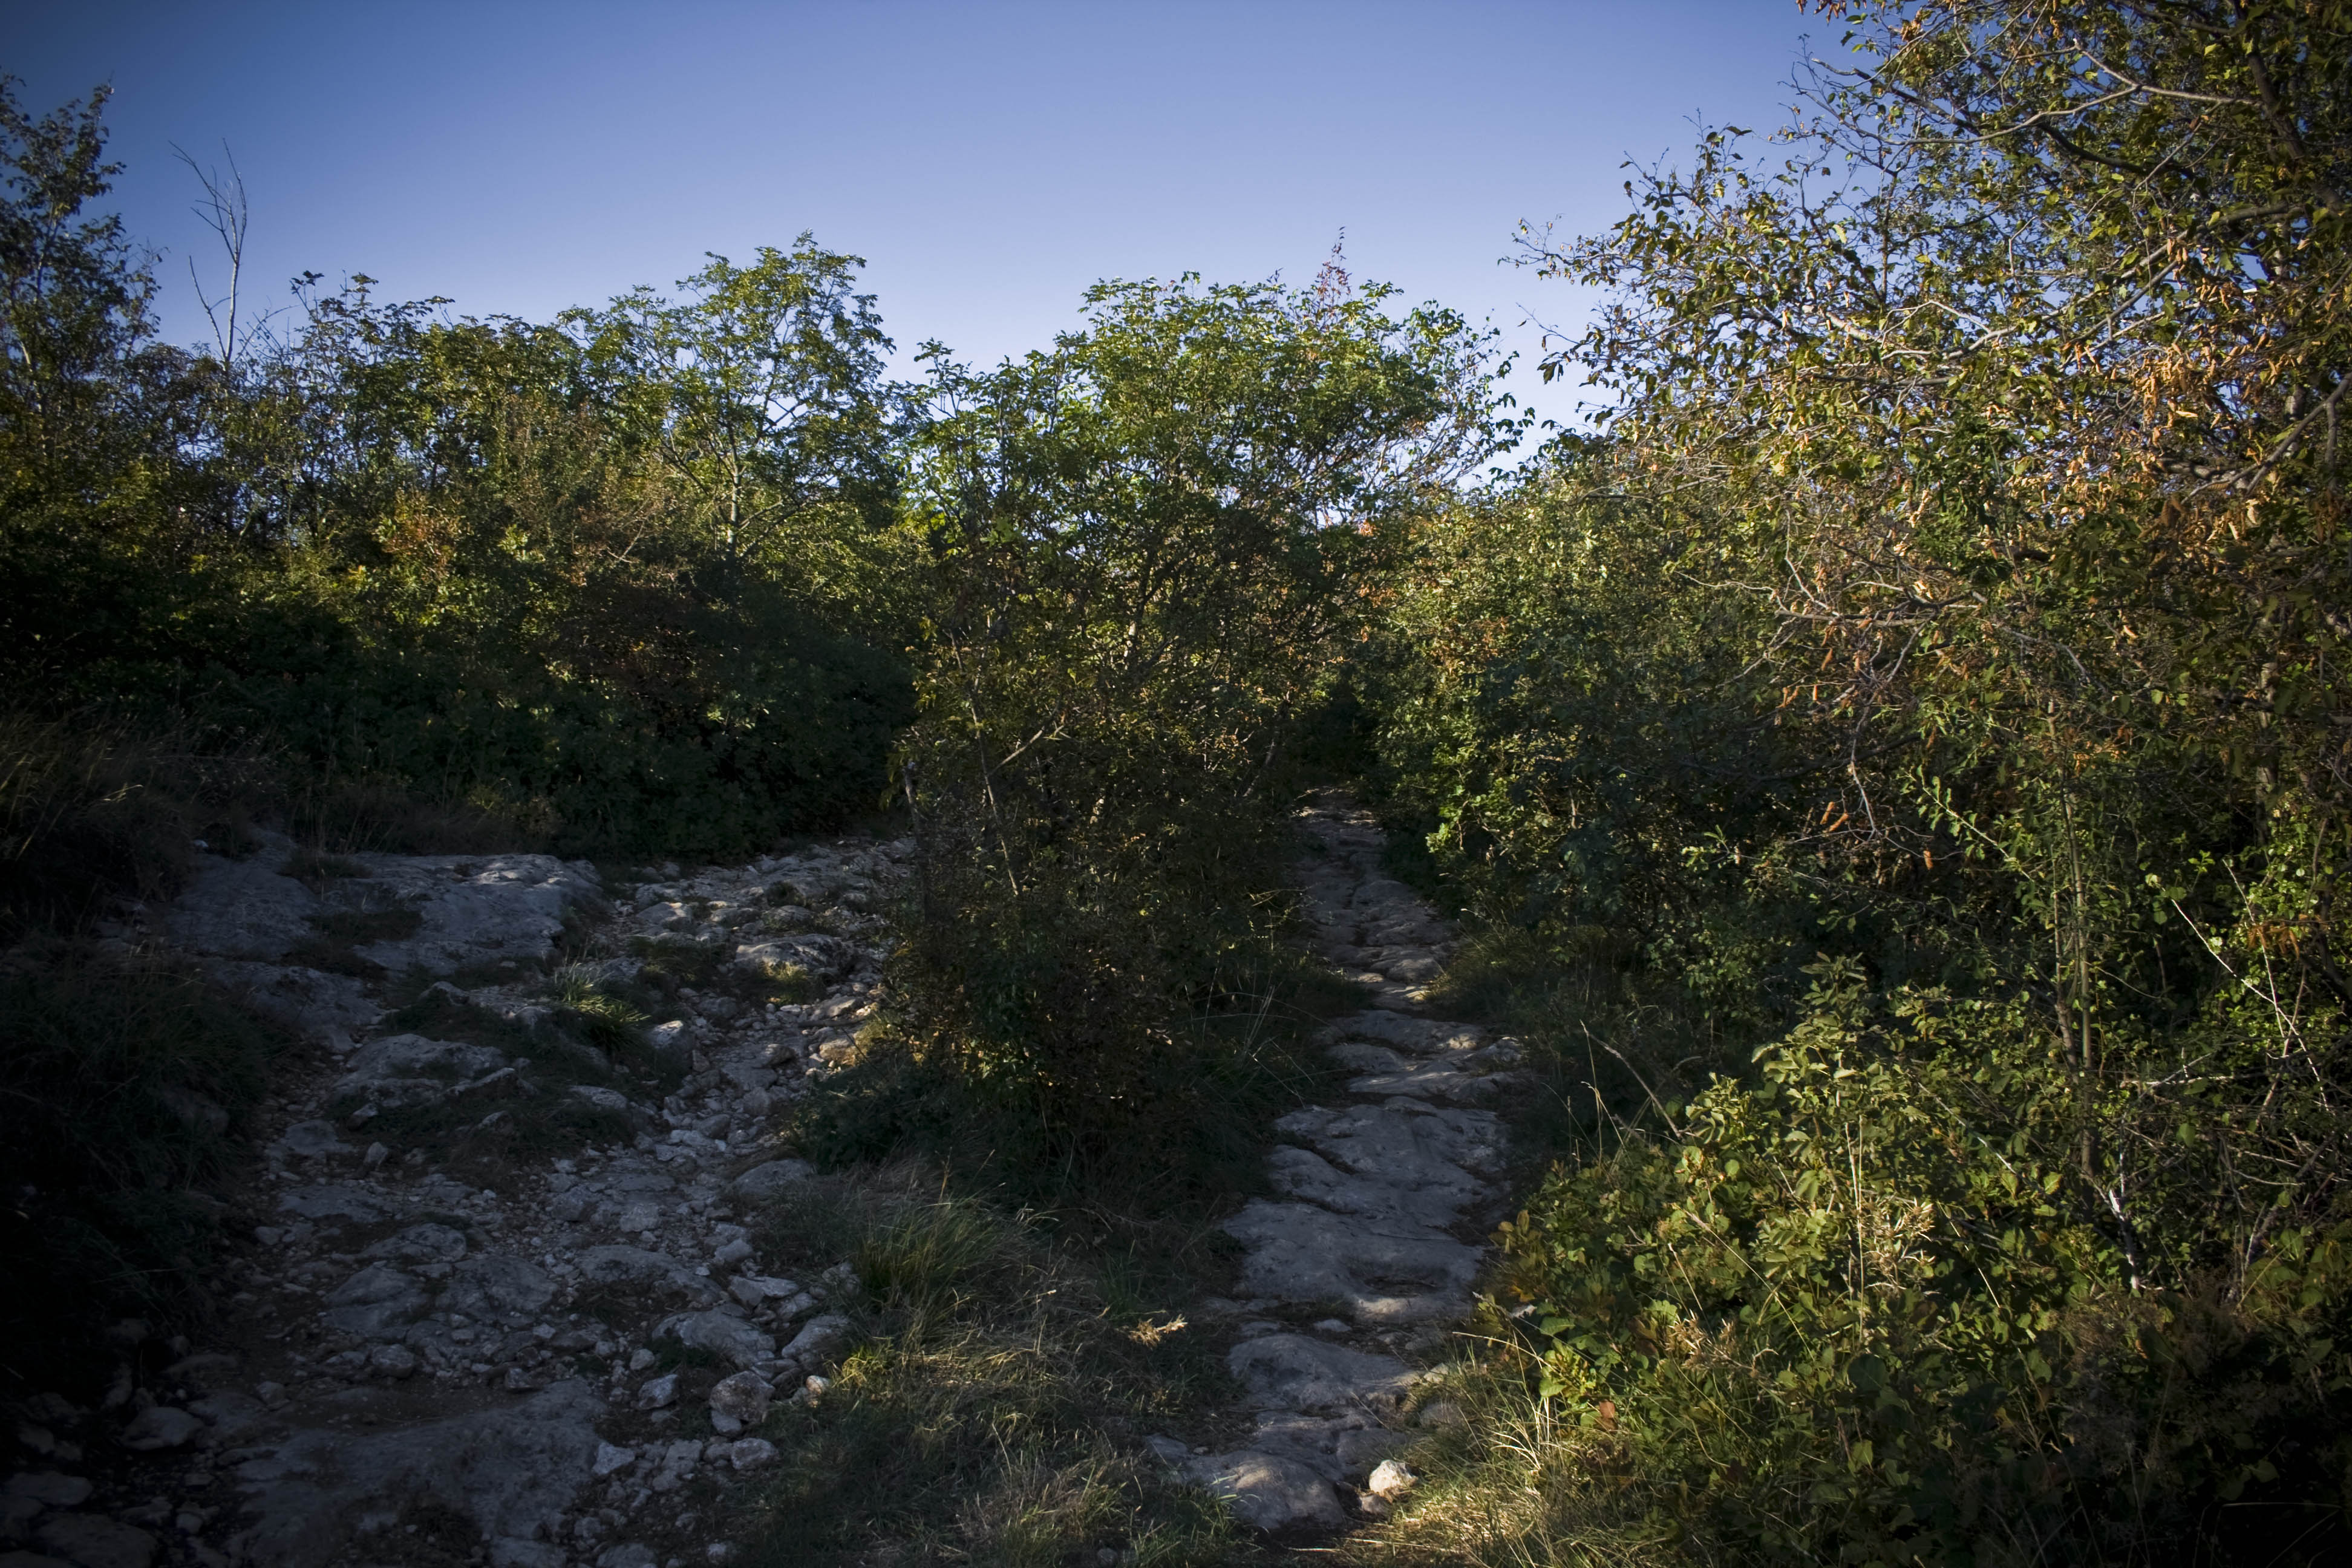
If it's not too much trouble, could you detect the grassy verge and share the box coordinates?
[734,1174,1259,1568]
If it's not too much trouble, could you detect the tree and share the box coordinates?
[0,78,175,520]
[883,260,1500,1169]
[565,239,904,594]
[1370,5,2352,1558]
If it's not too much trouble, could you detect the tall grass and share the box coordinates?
[737,1177,1253,1567]
[0,712,282,938]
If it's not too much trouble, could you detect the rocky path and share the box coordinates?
[7,833,910,1568]
[1157,792,1524,1532]
[5,794,1517,1567]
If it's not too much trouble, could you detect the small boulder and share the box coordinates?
[726,1275,803,1310]
[705,1373,772,1436]
[1185,1451,1345,1531]
[723,1439,776,1471]
[576,1246,718,1304]
[661,1313,774,1371]
[319,1264,430,1341]
[274,1120,350,1160]
[728,1161,814,1202]
[118,1406,202,1452]
[438,1253,556,1325]
[777,1313,850,1371]
[367,1345,418,1380]
[182,1393,269,1442]
[634,1374,678,1411]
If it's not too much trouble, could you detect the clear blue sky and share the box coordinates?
[6,1,1815,433]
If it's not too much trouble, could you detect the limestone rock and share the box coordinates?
[1183,1451,1345,1531]
[119,1406,203,1451]
[1228,1334,1416,1416]
[205,962,377,1042]
[332,1036,506,1109]
[1222,1200,1481,1324]
[777,1313,849,1370]
[438,1253,555,1326]
[574,1247,718,1304]
[705,1372,772,1434]
[366,1345,418,1380]
[34,1516,155,1568]
[728,1160,814,1202]
[319,1264,430,1341]
[185,1393,272,1442]
[158,848,318,963]
[275,1185,396,1224]
[344,855,599,976]
[362,1224,469,1265]
[1322,1012,1483,1057]
[567,1085,638,1118]
[734,934,857,984]
[659,1312,773,1370]
[230,1380,604,1568]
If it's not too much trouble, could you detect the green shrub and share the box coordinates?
[795,921,1353,1210]
[866,264,1495,1202]
[1382,958,2351,1565]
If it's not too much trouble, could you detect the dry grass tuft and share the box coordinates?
[736,1174,1253,1568]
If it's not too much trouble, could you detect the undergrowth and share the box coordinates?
[738,1175,1258,1568]
[0,948,290,1394]
[791,939,1359,1223]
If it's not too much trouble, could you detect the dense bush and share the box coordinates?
[1356,2,2352,1561]
[855,264,1502,1201]
[0,85,918,858]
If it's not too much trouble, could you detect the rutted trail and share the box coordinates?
[1159,792,1526,1531]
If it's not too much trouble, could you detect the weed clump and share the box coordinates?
[736,1178,1247,1568]
[346,983,678,1174]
